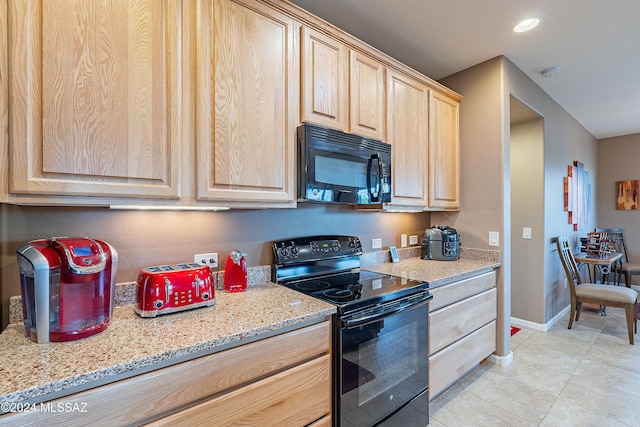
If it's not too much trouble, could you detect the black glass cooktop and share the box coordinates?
[282,269,429,315]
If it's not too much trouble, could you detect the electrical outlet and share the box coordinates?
[372,238,382,249]
[401,234,408,248]
[409,235,419,245]
[194,252,219,269]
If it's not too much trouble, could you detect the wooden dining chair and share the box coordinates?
[555,235,638,344]
[595,228,640,287]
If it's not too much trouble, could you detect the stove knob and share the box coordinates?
[291,245,299,255]
[279,246,289,257]
[154,300,164,309]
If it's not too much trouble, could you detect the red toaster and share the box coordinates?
[135,263,214,317]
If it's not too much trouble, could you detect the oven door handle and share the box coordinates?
[341,292,432,329]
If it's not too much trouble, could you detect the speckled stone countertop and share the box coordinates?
[1,247,500,408]
[0,283,335,406]
[362,247,501,287]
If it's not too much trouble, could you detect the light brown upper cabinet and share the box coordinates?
[195,0,297,206]
[301,26,385,141]
[349,51,386,141]
[301,26,348,132]
[429,91,460,210]
[7,0,182,201]
[3,0,458,210]
[386,69,429,208]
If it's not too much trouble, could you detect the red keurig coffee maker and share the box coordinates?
[17,237,118,343]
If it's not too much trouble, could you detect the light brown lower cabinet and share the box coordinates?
[0,320,331,427]
[429,321,496,398]
[147,355,330,426]
[307,415,332,427]
[428,271,497,399]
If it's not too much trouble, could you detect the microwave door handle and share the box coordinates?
[367,153,382,202]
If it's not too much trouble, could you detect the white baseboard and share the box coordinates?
[511,304,570,332]
[488,351,513,367]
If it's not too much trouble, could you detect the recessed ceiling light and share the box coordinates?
[514,18,540,33]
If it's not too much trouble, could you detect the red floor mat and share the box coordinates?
[510,326,521,336]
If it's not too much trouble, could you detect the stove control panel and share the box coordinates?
[272,236,363,264]
[311,239,340,254]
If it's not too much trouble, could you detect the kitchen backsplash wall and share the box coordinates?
[0,203,430,328]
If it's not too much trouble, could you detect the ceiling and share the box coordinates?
[288,0,640,139]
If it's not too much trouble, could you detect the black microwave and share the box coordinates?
[297,124,391,205]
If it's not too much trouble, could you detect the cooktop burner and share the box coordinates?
[282,270,427,314]
[295,281,332,292]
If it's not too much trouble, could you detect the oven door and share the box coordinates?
[338,291,432,427]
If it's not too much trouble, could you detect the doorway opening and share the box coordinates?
[510,96,544,324]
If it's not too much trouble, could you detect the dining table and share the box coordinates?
[573,251,624,316]
[574,251,623,285]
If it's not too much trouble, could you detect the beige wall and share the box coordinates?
[597,133,640,276]
[436,58,509,355]
[505,57,599,325]
[505,58,598,325]
[437,56,598,355]
[0,203,430,328]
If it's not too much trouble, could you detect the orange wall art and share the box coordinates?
[617,180,639,210]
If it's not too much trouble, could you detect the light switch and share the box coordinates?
[523,227,532,239]
[489,231,499,246]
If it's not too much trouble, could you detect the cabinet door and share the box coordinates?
[8,0,182,200]
[196,0,296,204]
[350,51,385,141]
[386,70,429,208]
[301,26,348,132]
[429,91,460,209]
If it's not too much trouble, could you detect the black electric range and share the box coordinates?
[272,235,429,315]
[272,235,432,427]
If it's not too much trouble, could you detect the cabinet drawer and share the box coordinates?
[428,321,496,399]
[429,288,496,355]
[428,271,496,312]
[308,415,332,427]
[148,355,331,427]
[1,321,330,427]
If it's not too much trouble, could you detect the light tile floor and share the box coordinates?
[430,305,640,426]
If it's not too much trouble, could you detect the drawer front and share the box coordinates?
[429,288,497,355]
[308,414,332,427]
[149,355,331,427]
[428,271,496,312]
[1,321,331,427]
[428,320,496,399]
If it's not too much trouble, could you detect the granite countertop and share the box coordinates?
[362,249,501,287]
[0,283,335,406]
[1,247,501,409]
